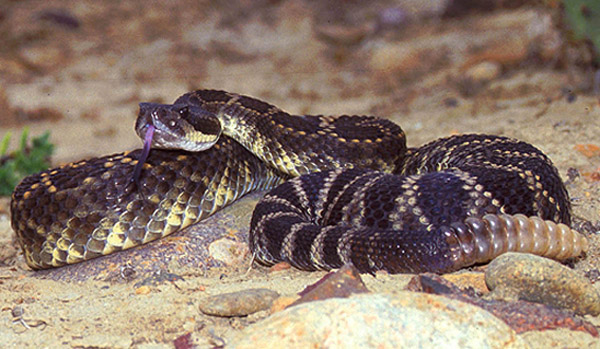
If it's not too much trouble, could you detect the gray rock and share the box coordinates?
[485,252,600,316]
[199,288,280,317]
[228,292,527,348]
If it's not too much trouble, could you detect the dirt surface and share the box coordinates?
[1,1,600,348]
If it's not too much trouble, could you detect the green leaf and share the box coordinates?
[0,132,11,156]
[563,0,600,62]
[0,129,54,196]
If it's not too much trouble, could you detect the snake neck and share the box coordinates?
[174,89,407,177]
[215,106,265,164]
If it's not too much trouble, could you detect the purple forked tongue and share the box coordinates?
[132,124,155,185]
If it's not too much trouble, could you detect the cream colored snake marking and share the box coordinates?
[11,89,588,273]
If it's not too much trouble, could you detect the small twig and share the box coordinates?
[244,252,257,277]
[11,306,47,332]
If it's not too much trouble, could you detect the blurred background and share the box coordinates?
[2,3,600,346]
[0,0,599,189]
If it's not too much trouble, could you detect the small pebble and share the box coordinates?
[464,61,501,83]
[208,238,249,266]
[368,44,425,74]
[134,286,151,295]
[173,333,193,349]
[291,263,369,307]
[199,288,280,317]
[485,252,600,316]
[574,144,600,158]
[268,261,291,272]
[442,271,488,295]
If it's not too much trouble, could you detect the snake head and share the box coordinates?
[136,102,222,152]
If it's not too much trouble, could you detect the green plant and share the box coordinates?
[0,128,54,196]
[562,0,600,63]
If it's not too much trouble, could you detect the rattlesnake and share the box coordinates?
[11,89,588,273]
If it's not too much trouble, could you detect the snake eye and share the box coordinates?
[169,120,176,127]
[178,106,189,117]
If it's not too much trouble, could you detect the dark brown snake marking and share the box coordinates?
[11,90,588,273]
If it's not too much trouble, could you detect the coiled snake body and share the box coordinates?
[11,90,588,273]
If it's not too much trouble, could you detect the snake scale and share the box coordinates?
[11,89,588,273]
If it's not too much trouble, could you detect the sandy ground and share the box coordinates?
[1,1,600,347]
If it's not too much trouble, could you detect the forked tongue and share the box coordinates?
[132,124,155,186]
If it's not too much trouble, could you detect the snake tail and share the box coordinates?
[447,213,588,269]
